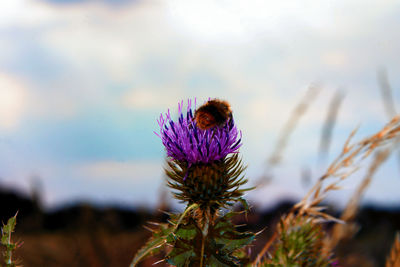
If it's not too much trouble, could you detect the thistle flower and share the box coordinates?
[156,99,242,164]
[156,99,249,212]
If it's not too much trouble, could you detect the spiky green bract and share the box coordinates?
[166,153,251,214]
[166,212,255,267]
[1,213,20,267]
[262,215,333,267]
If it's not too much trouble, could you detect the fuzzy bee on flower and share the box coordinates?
[194,99,232,130]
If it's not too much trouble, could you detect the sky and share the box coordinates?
[0,0,400,210]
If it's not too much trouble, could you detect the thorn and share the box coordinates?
[255,227,267,236]
[153,258,166,265]
[147,221,162,226]
[159,209,173,216]
[143,225,155,233]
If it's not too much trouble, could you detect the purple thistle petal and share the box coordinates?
[156,99,242,164]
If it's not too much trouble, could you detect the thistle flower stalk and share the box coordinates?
[132,98,255,266]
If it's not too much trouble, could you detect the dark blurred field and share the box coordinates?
[1,186,399,267]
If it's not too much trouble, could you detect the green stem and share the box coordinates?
[200,208,210,267]
[200,234,205,267]
[176,203,198,231]
[4,223,13,267]
[7,230,12,266]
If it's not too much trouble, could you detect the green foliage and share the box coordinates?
[130,204,199,267]
[262,216,333,267]
[1,213,20,267]
[131,208,255,266]
[166,212,255,267]
[129,222,173,267]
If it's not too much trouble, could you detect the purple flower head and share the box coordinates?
[156,99,242,164]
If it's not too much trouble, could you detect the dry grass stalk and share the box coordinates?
[254,115,400,265]
[378,68,397,119]
[386,233,400,267]
[296,115,400,218]
[318,90,345,159]
[323,149,391,254]
[377,67,400,175]
[256,84,321,187]
[268,83,321,166]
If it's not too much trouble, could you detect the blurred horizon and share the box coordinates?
[1,0,400,210]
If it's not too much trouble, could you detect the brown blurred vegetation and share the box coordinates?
[0,186,399,267]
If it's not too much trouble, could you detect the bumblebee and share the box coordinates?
[194,99,232,130]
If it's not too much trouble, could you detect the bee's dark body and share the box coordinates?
[194,99,232,130]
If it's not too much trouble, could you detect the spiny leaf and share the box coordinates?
[167,248,196,266]
[2,216,16,236]
[1,213,19,267]
[213,214,255,252]
[166,211,255,267]
[174,223,198,240]
[166,221,201,266]
[129,223,172,267]
[130,203,199,267]
[208,255,234,267]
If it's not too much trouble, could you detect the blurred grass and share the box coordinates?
[14,231,152,267]
[0,188,399,266]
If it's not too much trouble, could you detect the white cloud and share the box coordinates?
[28,89,80,119]
[0,0,58,28]
[79,160,163,181]
[164,0,337,44]
[37,1,172,83]
[121,87,184,110]
[0,73,28,130]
